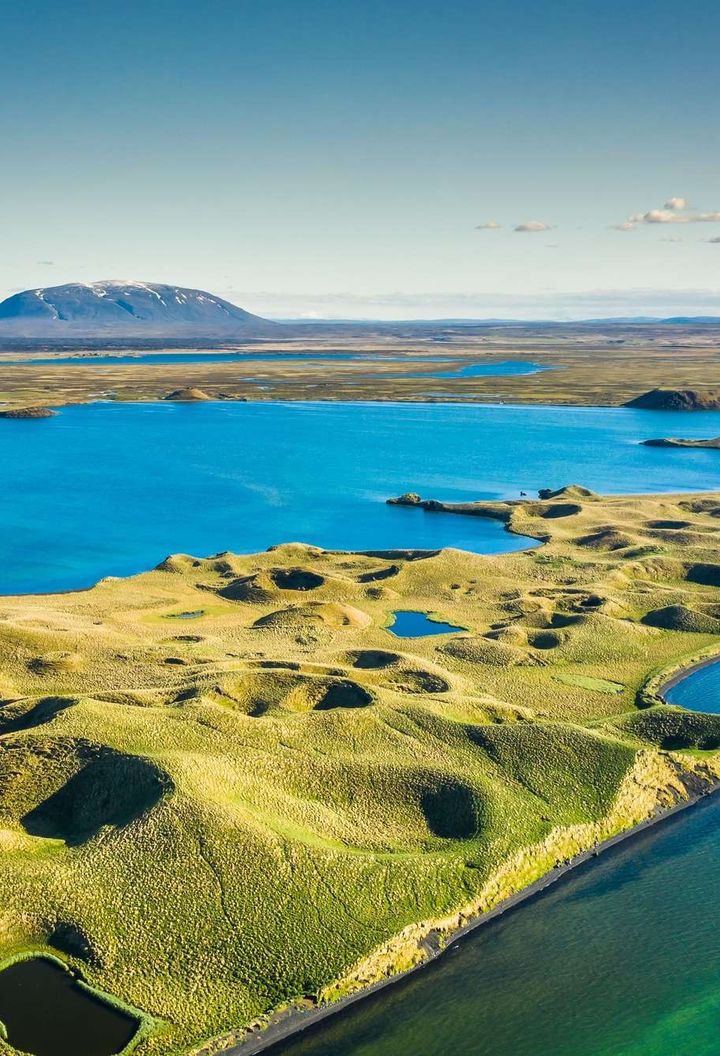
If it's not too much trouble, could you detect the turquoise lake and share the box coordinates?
[2,397,720,1055]
[272,792,720,1056]
[1,400,719,594]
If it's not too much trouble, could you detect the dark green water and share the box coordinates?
[0,958,138,1056]
[273,794,720,1056]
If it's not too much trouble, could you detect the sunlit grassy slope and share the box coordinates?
[1,488,720,1054]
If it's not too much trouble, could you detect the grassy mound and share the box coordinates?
[0,739,171,846]
[616,706,720,750]
[641,605,720,633]
[162,387,212,401]
[442,636,533,667]
[0,490,718,1054]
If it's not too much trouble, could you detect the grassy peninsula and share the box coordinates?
[1,488,720,1054]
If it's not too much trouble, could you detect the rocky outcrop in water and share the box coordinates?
[642,436,720,449]
[0,405,56,418]
[163,387,212,402]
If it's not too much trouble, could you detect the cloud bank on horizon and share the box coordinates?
[2,0,719,317]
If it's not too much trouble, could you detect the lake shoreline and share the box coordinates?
[224,772,720,1056]
[658,652,720,696]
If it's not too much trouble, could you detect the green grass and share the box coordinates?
[0,489,720,1053]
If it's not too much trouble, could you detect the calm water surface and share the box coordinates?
[665,661,720,713]
[0,958,137,1056]
[387,611,464,637]
[2,351,446,366]
[273,794,720,1056]
[1,400,719,593]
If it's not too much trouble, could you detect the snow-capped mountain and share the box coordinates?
[0,281,278,336]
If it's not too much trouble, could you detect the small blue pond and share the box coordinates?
[664,660,720,714]
[387,611,464,637]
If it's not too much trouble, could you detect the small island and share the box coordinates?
[642,436,720,449]
[0,405,56,419]
[162,386,213,401]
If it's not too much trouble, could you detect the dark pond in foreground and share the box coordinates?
[273,792,720,1056]
[1,400,720,594]
[665,660,720,713]
[387,611,464,637]
[0,958,137,1056]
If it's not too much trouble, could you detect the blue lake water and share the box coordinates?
[665,661,720,713]
[1,352,548,380]
[3,396,720,1056]
[1,400,719,594]
[387,611,464,637]
[2,351,446,366]
[411,359,547,379]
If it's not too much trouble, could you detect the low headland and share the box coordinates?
[1,487,720,1055]
[626,388,720,411]
[642,436,720,449]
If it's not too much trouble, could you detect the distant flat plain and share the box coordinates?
[1,322,720,409]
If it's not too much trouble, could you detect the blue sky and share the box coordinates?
[2,0,719,318]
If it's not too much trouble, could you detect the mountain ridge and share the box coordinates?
[0,281,279,336]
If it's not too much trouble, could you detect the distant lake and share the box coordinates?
[0,351,549,380]
[1,351,446,366]
[0,400,719,594]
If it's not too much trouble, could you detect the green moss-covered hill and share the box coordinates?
[1,488,720,1054]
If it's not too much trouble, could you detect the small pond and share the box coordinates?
[0,957,138,1056]
[387,611,464,637]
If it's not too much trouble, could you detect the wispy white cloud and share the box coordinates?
[631,209,720,225]
[616,198,720,230]
[514,220,552,233]
[474,220,502,230]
